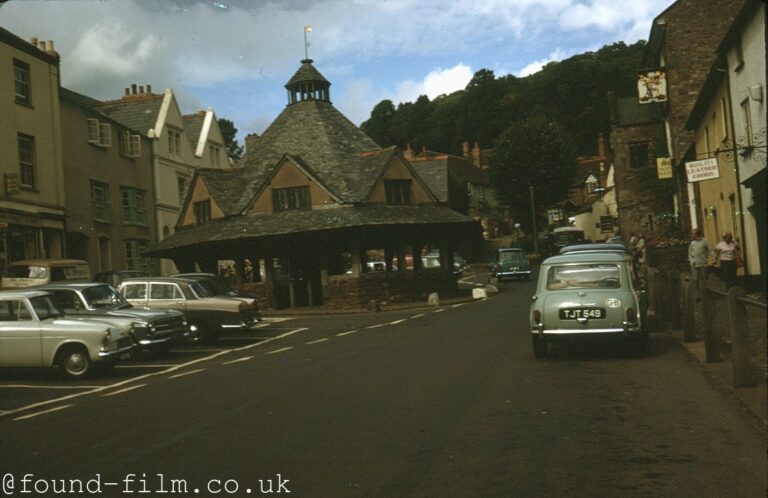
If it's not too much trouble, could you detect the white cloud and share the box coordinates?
[516,49,569,77]
[392,64,474,104]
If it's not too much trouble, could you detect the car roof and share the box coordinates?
[33,282,109,290]
[7,258,89,267]
[559,243,627,254]
[0,289,52,299]
[120,276,196,284]
[543,252,629,265]
[552,226,584,233]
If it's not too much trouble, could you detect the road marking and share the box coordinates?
[234,328,308,352]
[305,338,329,345]
[451,303,468,308]
[261,317,293,323]
[223,356,254,365]
[13,404,73,421]
[410,314,425,319]
[389,319,407,325]
[433,309,446,313]
[250,323,273,329]
[168,368,205,379]
[266,347,294,355]
[337,330,358,336]
[172,349,224,353]
[101,384,147,397]
[366,324,385,329]
[0,384,100,389]
[116,364,177,369]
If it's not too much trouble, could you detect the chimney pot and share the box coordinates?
[30,37,38,46]
[131,83,138,94]
[125,87,130,96]
[147,84,152,94]
[139,85,145,94]
[47,40,54,53]
[38,41,46,51]
[462,141,469,157]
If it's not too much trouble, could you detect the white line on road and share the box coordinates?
[305,338,329,345]
[223,356,254,365]
[234,328,308,352]
[433,309,446,313]
[410,314,425,319]
[336,330,358,336]
[249,323,273,329]
[168,368,205,379]
[0,384,100,389]
[172,349,224,353]
[13,404,74,421]
[389,319,407,325]
[101,384,147,397]
[451,303,468,308]
[116,364,177,369]
[266,347,294,355]
[366,324,385,329]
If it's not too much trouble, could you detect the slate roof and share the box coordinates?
[411,155,491,204]
[147,204,476,256]
[183,112,206,148]
[285,59,330,87]
[98,94,164,136]
[195,169,246,215]
[60,87,145,132]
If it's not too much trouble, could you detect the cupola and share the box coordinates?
[285,59,331,105]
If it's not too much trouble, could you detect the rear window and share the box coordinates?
[499,251,525,261]
[6,265,48,279]
[547,264,620,290]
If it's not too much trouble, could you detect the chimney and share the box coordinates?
[38,41,46,51]
[472,141,482,168]
[46,40,54,53]
[139,85,145,94]
[462,141,469,157]
[125,87,130,96]
[131,83,138,95]
[245,133,260,152]
[403,143,414,160]
[30,37,38,46]
[147,84,152,94]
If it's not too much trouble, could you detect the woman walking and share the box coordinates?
[714,232,739,288]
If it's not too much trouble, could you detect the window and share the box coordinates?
[740,99,753,147]
[124,240,150,272]
[167,129,181,156]
[121,188,147,225]
[86,118,112,147]
[384,180,412,204]
[177,176,188,205]
[13,59,31,105]
[629,143,649,169]
[194,200,212,225]
[119,131,141,157]
[17,134,35,189]
[209,144,221,167]
[90,181,111,222]
[586,179,598,194]
[149,283,183,300]
[272,186,310,212]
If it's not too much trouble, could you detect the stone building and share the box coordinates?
[148,59,481,310]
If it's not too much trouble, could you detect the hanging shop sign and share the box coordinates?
[685,158,720,183]
[656,157,673,179]
[637,69,667,104]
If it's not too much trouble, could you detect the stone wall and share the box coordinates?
[325,270,458,309]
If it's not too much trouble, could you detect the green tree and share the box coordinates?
[218,118,244,160]
[489,116,578,232]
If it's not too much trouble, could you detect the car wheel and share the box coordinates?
[57,345,91,379]
[532,335,548,359]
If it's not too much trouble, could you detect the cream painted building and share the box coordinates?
[0,29,65,274]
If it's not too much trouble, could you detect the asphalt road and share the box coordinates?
[1,279,766,497]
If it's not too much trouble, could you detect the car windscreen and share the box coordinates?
[189,281,218,298]
[546,264,621,290]
[5,265,47,279]
[82,285,129,309]
[499,251,525,261]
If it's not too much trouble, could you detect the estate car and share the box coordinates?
[117,277,261,343]
[529,251,647,358]
[0,290,137,378]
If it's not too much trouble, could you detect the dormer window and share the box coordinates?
[194,200,211,225]
[585,175,599,194]
[385,180,412,205]
[273,186,310,212]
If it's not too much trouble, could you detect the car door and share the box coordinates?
[148,282,187,312]
[120,282,149,309]
[0,299,42,367]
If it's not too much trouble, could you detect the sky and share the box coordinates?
[1,0,675,142]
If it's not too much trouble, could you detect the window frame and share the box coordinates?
[272,186,311,212]
[167,129,181,157]
[13,59,31,105]
[90,180,111,223]
[124,240,151,272]
[121,188,148,226]
[17,134,36,189]
[384,179,413,205]
[193,199,212,225]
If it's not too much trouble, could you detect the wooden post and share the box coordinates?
[728,286,754,387]
[681,273,697,342]
[702,289,722,362]
[669,271,682,329]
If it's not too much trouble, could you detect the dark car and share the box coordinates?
[118,277,261,343]
[489,248,532,281]
[37,282,189,354]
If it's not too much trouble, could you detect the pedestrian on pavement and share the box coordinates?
[688,228,709,294]
[714,232,739,288]
[634,233,647,286]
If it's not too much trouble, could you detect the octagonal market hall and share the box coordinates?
[146,59,482,310]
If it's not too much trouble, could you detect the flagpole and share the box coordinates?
[303,25,311,60]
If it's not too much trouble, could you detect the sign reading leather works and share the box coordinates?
[685,158,720,183]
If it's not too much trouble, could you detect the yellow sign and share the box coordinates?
[656,157,672,179]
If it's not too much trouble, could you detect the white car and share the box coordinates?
[0,290,137,379]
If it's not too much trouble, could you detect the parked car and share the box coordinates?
[94,270,150,288]
[35,282,189,355]
[489,248,531,281]
[0,290,137,379]
[422,251,469,274]
[559,243,628,254]
[1,259,91,289]
[171,273,238,297]
[117,277,261,343]
[529,251,648,358]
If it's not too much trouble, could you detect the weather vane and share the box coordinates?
[304,25,312,60]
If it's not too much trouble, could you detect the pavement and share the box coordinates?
[666,326,767,424]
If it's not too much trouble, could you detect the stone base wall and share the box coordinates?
[324,270,458,309]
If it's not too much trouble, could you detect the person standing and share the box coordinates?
[688,228,710,294]
[714,232,739,288]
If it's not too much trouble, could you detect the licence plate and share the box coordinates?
[559,308,605,319]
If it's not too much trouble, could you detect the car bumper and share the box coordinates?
[531,322,643,337]
[496,270,531,278]
[98,342,137,359]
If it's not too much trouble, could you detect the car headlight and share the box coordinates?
[102,329,113,345]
